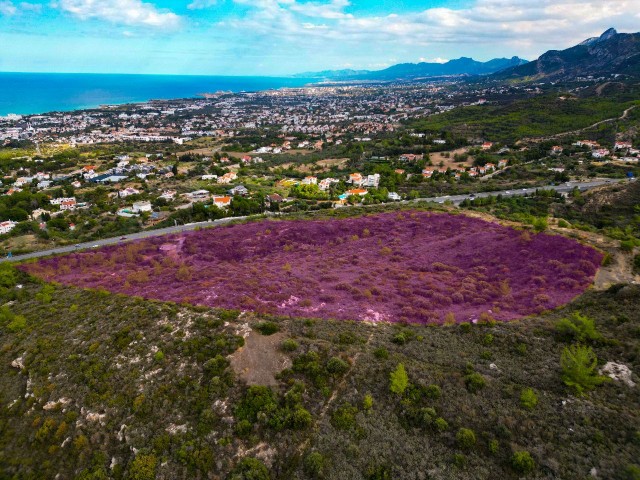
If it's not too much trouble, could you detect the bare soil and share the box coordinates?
[229,330,292,386]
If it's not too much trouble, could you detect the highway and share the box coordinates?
[2,178,623,263]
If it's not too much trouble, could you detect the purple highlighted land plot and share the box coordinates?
[21,211,603,324]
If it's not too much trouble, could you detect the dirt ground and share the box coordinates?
[429,147,473,169]
[229,330,292,386]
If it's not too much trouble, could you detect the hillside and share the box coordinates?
[1,202,639,480]
[409,85,640,143]
[495,28,640,81]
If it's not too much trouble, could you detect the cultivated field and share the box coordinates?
[21,212,602,324]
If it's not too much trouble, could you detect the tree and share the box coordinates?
[511,451,535,474]
[560,344,607,395]
[456,428,476,450]
[389,363,409,396]
[556,312,602,343]
[128,454,158,480]
[520,387,538,410]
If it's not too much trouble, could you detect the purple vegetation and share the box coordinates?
[21,211,602,324]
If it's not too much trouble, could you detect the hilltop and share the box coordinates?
[495,28,640,81]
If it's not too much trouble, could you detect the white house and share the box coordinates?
[0,220,17,234]
[119,187,141,198]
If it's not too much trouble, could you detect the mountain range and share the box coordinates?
[299,28,640,83]
[296,56,528,81]
[494,28,640,81]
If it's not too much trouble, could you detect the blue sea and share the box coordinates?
[0,72,316,116]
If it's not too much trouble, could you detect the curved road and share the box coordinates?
[2,178,624,263]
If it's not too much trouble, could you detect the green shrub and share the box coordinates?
[452,453,466,468]
[434,417,449,432]
[331,403,358,430]
[633,254,640,274]
[464,372,486,393]
[621,239,635,252]
[425,384,441,400]
[488,439,499,454]
[282,339,299,352]
[326,357,349,375]
[303,452,327,479]
[511,451,535,474]
[362,393,373,412]
[520,387,538,410]
[482,333,494,345]
[254,321,279,335]
[556,312,601,343]
[456,428,476,450]
[128,454,158,480]
[558,219,569,228]
[373,347,389,359]
[561,344,607,395]
[153,350,165,362]
[228,457,270,480]
[459,322,471,333]
[389,363,409,396]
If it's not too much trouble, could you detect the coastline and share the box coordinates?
[0,72,317,117]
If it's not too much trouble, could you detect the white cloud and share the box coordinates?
[0,1,17,15]
[420,57,448,64]
[187,0,217,10]
[227,0,640,59]
[58,0,181,28]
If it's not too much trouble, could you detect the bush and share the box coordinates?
[464,372,486,393]
[128,454,158,480]
[282,339,298,352]
[326,357,349,375]
[373,347,389,359]
[425,384,441,400]
[389,363,409,396]
[228,457,270,480]
[511,451,535,474]
[362,393,373,412]
[434,417,449,432]
[456,428,476,450]
[561,344,607,395]
[304,452,327,479]
[331,403,358,430]
[254,321,279,335]
[556,312,602,343]
[633,254,640,274]
[520,387,538,410]
[488,439,499,454]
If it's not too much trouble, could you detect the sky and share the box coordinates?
[0,0,639,76]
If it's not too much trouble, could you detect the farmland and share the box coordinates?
[21,211,602,324]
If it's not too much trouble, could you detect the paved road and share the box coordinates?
[2,178,624,263]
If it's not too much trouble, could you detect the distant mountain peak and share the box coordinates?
[579,27,619,46]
